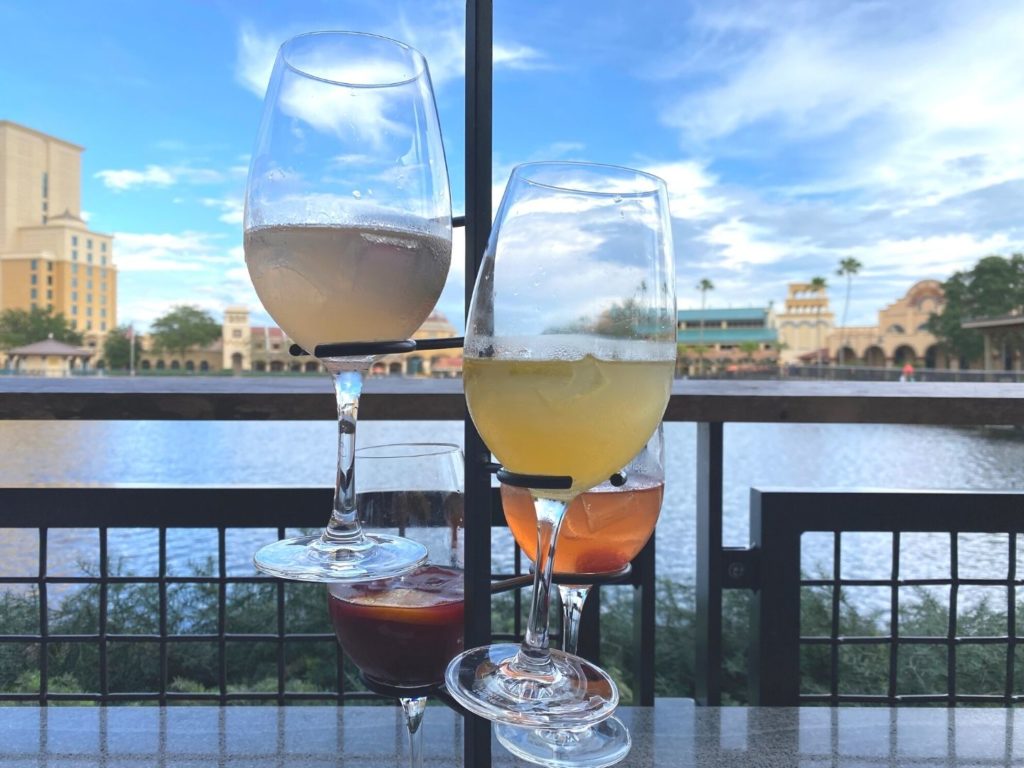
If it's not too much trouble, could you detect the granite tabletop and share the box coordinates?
[1,699,1021,766]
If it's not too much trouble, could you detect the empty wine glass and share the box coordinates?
[243,31,452,582]
[445,161,676,732]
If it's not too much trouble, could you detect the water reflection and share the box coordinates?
[3,420,1024,593]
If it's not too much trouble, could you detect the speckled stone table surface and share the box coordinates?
[1,700,1022,766]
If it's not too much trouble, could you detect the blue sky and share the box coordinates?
[2,0,1023,332]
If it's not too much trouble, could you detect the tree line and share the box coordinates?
[0,304,221,370]
[5,252,1022,372]
[691,252,1024,369]
[924,253,1024,365]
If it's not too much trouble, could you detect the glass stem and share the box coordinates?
[400,696,427,768]
[321,365,370,548]
[558,584,591,656]
[516,496,568,672]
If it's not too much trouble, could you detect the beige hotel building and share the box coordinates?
[0,121,117,344]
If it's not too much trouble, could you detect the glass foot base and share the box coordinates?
[443,643,618,728]
[253,533,427,583]
[496,717,631,768]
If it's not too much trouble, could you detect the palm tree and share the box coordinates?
[835,257,863,367]
[738,340,759,365]
[696,278,714,376]
[809,276,828,371]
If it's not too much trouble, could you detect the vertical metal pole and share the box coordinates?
[218,527,228,704]
[749,491,802,706]
[948,531,958,705]
[889,531,900,703]
[464,0,493,765]
[158,527,168,706]
[99,527,108,702]
[695,422,723,705]
[1007,534,1016,704]
[576,587,601,663]
[830,532,841,705]
[633,536,656,706]
[39,528,48,705]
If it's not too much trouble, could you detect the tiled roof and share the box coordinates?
[677,327,778,344]
[251,327,287,339]
[678,307,769,322]
[8,339,92,356]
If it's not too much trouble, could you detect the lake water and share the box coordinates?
[4,419,1024,602]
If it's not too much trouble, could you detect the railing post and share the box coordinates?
[464,0,493,765]
[748,491,801,705]
[695,421,723,705]
[633,536,656,706]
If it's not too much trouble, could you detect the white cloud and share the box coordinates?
[201,196,244,225]
[663,1,1024,202]
[95,165,224,191]
[493,42,549,71]
[236,25,279,97]
[700,217,792,270]
[236,12,546,102]
[96,165,175,191]
[647,0,1024,324]
[642,161,729,220]
[115,237,262,331]
[396,13,464,87]
[113,232,225,272]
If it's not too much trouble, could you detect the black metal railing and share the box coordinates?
[704,489,1024,706]
[0,487,346,705]
[0,485,656,708]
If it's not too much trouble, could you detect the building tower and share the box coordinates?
[0,121,118,347]
[222,306,252,372]
[775,282,834,365]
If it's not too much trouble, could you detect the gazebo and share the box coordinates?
[5,338,93,376]
[961,313,1024,372]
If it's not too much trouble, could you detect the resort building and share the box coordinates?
[0,121,117,344]
[825,280,949,369]
[135,308,463,376]
[676,307,778,373]
[775,283,834,365]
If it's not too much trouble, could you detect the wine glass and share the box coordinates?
[326,443,464,768]
[243,31,452,582]
[445,161,676,731]
[495,425,665,767]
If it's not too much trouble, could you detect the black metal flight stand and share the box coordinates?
[288,337,466,358]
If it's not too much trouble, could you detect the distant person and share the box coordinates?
[901,362,915,382]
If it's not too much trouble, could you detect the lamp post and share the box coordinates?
[128,324,135,377]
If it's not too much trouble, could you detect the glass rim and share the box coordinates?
[278,30,427,89]
[511,160,667,198]
[356,442,462,459]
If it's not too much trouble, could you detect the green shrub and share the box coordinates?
[0,574,1017,705]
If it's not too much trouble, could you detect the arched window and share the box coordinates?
[155,360,165,370]
[200,361,209,372]
[170,360,180,370]
[886,324,905,335]
[864,346,885,367]
[185,360,195,372]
